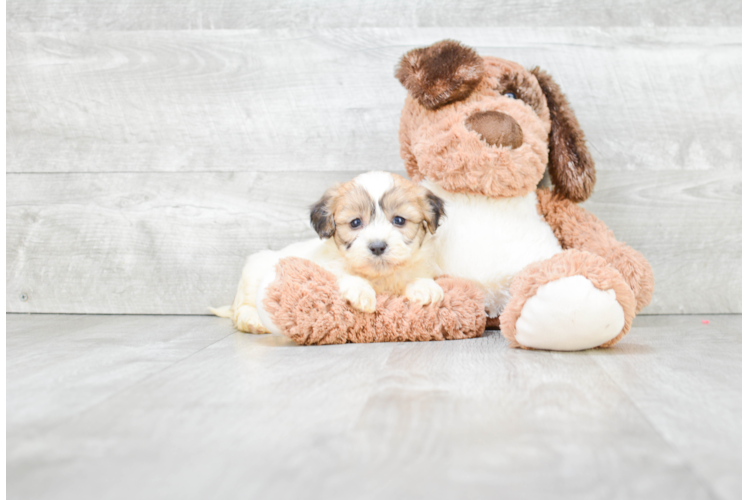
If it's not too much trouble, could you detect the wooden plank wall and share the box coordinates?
[6,2,741,315]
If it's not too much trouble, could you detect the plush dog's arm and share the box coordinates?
[261,257,486,345]
[536,188,654,312]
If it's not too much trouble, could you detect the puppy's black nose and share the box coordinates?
[368,241,387,256]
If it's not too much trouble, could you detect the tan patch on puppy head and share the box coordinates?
[310,181,376,242]
[380,174,446,237]
[332,184,376,249]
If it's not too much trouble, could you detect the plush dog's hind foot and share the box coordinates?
[500,250,637,351]
[234,305,271,334]
[513,276,624,350]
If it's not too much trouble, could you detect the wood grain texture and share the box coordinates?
[6,0,741,31]
[6,314,231,441]
[739,317,748,452]
[7,313,741,500]
[588,315,742,500]
[6,169,740,315]
[7,28,740,174]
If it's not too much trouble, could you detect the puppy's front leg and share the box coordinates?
[405,278,444,306]
[339,275,377,313]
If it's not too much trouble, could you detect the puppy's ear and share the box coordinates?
[418,188,446,234]
[396,40,485,110]
[531,67,596,202]
[309,190,336,239]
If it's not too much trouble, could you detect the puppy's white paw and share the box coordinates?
[405,279,444,307]
[339,276,377,313]
[234,305,271,334]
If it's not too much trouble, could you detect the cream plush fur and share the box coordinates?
[422,179,562,318]
[515,275,625,351]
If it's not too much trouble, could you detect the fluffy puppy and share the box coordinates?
[212,171,446,334]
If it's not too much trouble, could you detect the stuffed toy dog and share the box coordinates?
[255,39,654,350]
[394,40,654,350]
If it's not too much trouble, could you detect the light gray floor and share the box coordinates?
[7,314,741,500]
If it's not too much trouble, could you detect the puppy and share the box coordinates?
[212,171,446,334]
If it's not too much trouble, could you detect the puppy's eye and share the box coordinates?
[350,218,362,229]
[392,216,406,227]
[504,92,516,99]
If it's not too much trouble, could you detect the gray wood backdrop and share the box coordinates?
[7,1,741,315]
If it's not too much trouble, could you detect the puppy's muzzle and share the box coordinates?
[465,110,523,149]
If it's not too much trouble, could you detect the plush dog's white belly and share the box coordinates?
[422,180,562,317]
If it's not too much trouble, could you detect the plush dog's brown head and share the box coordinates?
[396,40,595,202]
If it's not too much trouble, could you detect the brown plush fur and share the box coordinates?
[395,40,485,110]
[499,250,637,349]
[263,257,486,345]
[531,68,596,202]
[536,189,654,312]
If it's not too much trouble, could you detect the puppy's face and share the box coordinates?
[310,172,445,279]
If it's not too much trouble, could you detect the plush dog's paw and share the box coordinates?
[405,278,444,306]
[234,305,271,334]
[339,276,377,313]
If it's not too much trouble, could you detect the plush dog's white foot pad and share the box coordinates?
[514,275,625,351]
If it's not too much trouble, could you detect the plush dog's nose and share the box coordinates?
[465,110,523,149]
[368,241,387,256]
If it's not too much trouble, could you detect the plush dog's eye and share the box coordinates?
[504,92,516,99]
[350,218,362,228]
[393,216,406,226]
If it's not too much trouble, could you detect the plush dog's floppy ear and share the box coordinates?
[531,67,596,202]
[310,191,336,239]
[396,40,485,110]
[418,188,446,234]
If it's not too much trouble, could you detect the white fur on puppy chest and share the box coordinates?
[514,275,625,351]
